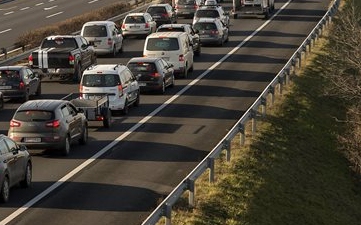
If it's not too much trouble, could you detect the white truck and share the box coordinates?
[231,0,275,19]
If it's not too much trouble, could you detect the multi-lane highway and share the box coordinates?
[0,0,331,224]
[0,0,125,49]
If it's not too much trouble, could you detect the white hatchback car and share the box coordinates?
[80,21,123,57]
[121,12,157,38]
[80,64,140,115]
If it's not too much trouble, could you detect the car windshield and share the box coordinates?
[127,62,156,73]
[41,38,77,49]
[82,25,108,37]
[82,74,121,87]
[146,38,179,51]
[0,70,21,86]
[193,22,217,30]
[125,16,146,23]
[195,10,219,18]
[14,110,54,122]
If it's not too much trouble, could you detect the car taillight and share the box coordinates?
[175,4,179,9]
[150,72,160,77]
[46,120,60,128]
[194,4,198,9]
[162,13,168,18]
[107,38,112,46]
[179,54,185,62]
[69,55,75,65]
[121,23,125,29]
[28,55,33,66]
[145,22,149,28]
[10,120,21,127]
[118,84,124,96]
[211,30,219,34]
[19,81,25,90]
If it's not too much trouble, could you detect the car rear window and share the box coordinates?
[157,27,185,32]
[0,70,21,85]
[195,10,219,18]
[14,110,54,122]
[146,37,179,51]
[125,16,146,23]
[193,22,217,30]
[177,0,196,5]
[127,62,156,73]
[147,7,167,14]
[82,25,108,37]
[41,38,77,49]
[82,74,121,87]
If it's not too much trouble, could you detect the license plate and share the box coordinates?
[48,69,56,73]
[0,86,12,90]
[24,137,41,143]
[130,26,140,28]
[138,83,146,86]
[200,35,210,38]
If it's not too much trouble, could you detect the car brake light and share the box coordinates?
[28,55,33,66]
[107,38,112,46]
[19,81,25,90]
[118,84,124,96]
[10,120,21,127]
[121,23,125,29]
[179,54,185,62]
[46,120,60,128]
[150,72,160,77]
[211,30,219,34]
[145,22,149,28]
[69,55,75,65]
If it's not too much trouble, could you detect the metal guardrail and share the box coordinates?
[141,0,341,224]
[0,0,159,66]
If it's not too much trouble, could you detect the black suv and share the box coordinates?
[146,3,177,26]
[0,134,32,203]
[8,99,88,156]
[0,66,41,102]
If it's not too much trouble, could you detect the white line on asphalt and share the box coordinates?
[0,1,292,224]
[88,0,99,3]
[3,11,14,15]
[0,29,11,34]
[20,7,30,11]
[46,11,63,18]
[44,5,58,10]
[35,3,45,6]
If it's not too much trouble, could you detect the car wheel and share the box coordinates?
[79,125,88,145]
[0,176,10,203]
[73,63,82,82]
[183,65,188,79]
[122,100,129,115]
[170,74,175,87]
[35,83,42,96]
[22,90,29,102]
[195,45,201,56]
[20,162,32,188]
[102,107,112,128]
[0,97,4,109]
[111,46,117,57]
[133,91,140,107]
[63,136,71,156]
[159,80,166,94]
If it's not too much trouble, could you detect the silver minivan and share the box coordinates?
[81,21,123,57]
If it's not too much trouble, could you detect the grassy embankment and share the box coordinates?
[161,5,361,225]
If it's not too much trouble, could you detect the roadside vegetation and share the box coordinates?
[161,0,361,224]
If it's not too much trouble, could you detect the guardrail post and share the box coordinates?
[278,76,284,95]
[1,48,7,59]
[164,204,172,225]
[187,179,195,208]
[261,97,266,117]
[207,157,215,183]
[238,124,245,146]
[268,86,275,106]
[223,140,231,162]
[250,109,257,134]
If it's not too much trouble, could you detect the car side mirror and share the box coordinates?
[19,145,27,152]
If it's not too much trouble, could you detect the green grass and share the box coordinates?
[167,34,361,225]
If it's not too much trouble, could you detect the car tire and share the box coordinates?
[0,97,4,109]
[22,90,29,102]
[183,65,188,79]
[62,136,71,156]
[133,91,140,107]
[20,162,32,188]
[0,176,10,203]
[102,108,112,128]
[195,45,201,56]
[159,80,166,94]
[122,100,129,115]
[35,83,42,96]
[79,125,88,145]
[170,74,175,88]
[73,63,82,82]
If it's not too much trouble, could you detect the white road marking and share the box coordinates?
[0,29,11,34]
[46,11,63,18]
[20,7,30,11]
[44,5,58,10]
[3,11,14,15]
[35,3,45,6]
[88,0,99,3]
[0,1,292,224]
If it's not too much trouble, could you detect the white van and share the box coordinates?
[143,32,194,78]
[80,64,140,114]
[80,21,123,57]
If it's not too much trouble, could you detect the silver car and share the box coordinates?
[0,134,32,203]
[193,17,229,46]
[121,13,157,38]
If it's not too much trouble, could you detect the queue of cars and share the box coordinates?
[0,0,231,203]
